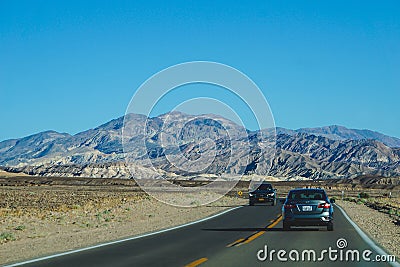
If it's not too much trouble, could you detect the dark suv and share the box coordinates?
[249,182,277,206]
[282,188,334,231]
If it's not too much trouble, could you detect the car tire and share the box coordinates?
[249,200,254,206]
[272,199,277,206]
[327,222,333,231]
[283,221,291,231]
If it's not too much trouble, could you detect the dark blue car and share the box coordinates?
[282,188,334,231]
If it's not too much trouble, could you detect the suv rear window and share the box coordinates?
[257,184,272,190]
[288,190,326,200]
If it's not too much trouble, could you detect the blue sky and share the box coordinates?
[1,0,399,141]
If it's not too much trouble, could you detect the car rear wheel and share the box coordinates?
[327,222,333,231]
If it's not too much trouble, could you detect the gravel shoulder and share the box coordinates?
[0,185,246,266]
[336,200,400,259]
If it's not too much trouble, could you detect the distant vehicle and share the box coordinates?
[249,182,277,206]
[282,188,334,231]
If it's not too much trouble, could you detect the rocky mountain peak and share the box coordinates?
[1,112,399,179]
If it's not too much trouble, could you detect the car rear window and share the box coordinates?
[288,190,326,200]
[257,184,272,190]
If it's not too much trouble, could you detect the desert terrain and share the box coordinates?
[0,171,399,265]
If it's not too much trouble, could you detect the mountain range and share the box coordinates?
[1,112,399,180]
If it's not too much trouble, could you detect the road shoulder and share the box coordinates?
[336,200,400,260]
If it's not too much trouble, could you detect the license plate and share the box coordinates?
[302,205,312,211]
[259,198,264,201]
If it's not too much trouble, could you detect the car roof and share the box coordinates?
[288,188,326,193]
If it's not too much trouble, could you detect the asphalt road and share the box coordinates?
[16,200,397,267]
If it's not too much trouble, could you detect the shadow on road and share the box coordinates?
[202,227,320,232]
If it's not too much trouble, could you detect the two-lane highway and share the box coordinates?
[12,200,397,267]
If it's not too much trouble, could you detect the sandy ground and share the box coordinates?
[0,170,29,177]
[0,185,246,266]
[1,174,398,266]
[337,200,400,259]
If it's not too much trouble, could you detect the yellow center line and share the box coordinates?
[227,215,283,247]
[267,215,282,229]
[243,230,266,244]
[226,238,245,247]
[184,257,208,267]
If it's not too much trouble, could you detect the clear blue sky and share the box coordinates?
[1,0,399,141]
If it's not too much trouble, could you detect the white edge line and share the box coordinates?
[4,206,243,267]
[335,204,400,267]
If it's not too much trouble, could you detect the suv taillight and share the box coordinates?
[284,204,296,209]
[318,203,331,209]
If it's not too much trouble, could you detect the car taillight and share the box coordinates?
[318,203,331,209]
[284,204,296,209]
